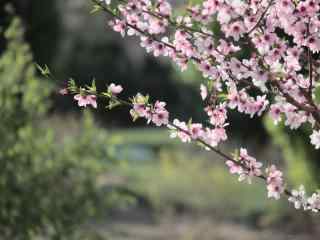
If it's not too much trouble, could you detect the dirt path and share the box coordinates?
[91,215,315,240]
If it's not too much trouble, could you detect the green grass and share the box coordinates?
[113,147,284,219]
[45,115,292,222]
[109,128,179,146]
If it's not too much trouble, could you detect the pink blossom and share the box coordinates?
[307,193,320,212]
[288,185,307,210]
[284,111,307,130]
[266,165,284,200]
[152,42,166,57]
[211,127,227,142]
[206,104,227,127]
[59,88,68,95]
[224,21,245,41]
[251,70,268,92]
[269,104,282,124]
[217,7,232,24]
[202,127,227,148]
[236,148,263,183]
[151,100,169,126]
[254,95,269,116]
[74,94,97,108]
[140,36,154,52]
[133,104,151,119]
[267,183,285,200]
[310,130,320,149]
[198,61,218,79]
[238,158,262,184]
[157,0,172,17]
[108,83,123,95]
[200,84,208,100]
[154,100,167,111]
[226,160,242,174]
[227,84,240,109]
[225,148,262,184]
[229,58,246,78]
[189,123,204,139]
[152,109,169,126]
[170,119,191,143]
[148,17,167,35]
[217,39,240,55]
[305,36,320,53]
[202,132,219,148]
[110,19,126,37]
[277,0,295,14]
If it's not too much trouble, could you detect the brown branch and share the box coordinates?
[306,18,313,96]
[308,48,313,95]
[247,0,274,35]
[84,0,320,211]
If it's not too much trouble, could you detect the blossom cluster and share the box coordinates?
[288,185,320,212]
[226,148,263,184]
[74,94,97,108]
[100,0,320,150]
[64,0,320,213]
[130,94,169,126]
[266,165,285,200]
[65,77,320,212]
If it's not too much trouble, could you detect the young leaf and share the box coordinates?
[91,79,97,92]
[90,4,103,14]
[36,64,51,76]
[68,78,78,92]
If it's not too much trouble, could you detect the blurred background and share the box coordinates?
[0,0,320,239]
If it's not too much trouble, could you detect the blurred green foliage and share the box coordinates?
[0,17,132,239]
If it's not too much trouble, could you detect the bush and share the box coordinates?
[0,17,126,239]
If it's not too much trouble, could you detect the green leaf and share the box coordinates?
[90,4,103,14]
[35,64,51,76]
[68,78,78,92]
[218,93,227,101]
[129,109,139,122]
[91,78,97,92]
[102,92,112,98]
[85,78,97,93]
